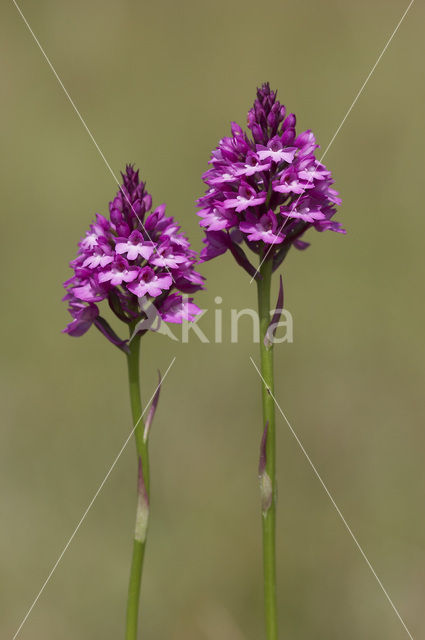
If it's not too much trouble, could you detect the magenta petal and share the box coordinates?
[63,304,99,337]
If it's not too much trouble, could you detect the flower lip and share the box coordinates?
[256,137,297,164]
[297,159,329,181]
[272,168,314,195]
[234,152,272,177]
[80,232,99,251]
[158,292,201,323]
[223,182,267,213]
[280,198,326,222]
[198,206,237,231]
[98,257,139,286]
[150,242,188,269]
[239,210,285,245]
[206,169,239,186]
[63,302,99,337]
[115,230,156,261]
[127,266,173,298]
[72,277,107,303]
[82,246,114,269]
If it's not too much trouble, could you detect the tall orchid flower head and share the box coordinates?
[197,83,344,277]
[63,165,203,351]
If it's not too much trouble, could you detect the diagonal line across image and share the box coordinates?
[12,357,176,640]
[11,0,176,284]
[250,356,414,640]
[250,0,415,283]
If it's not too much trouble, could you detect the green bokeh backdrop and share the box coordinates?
[1,1,424,638]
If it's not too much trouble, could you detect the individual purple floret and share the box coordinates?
[63,165,203,349]
[197,83,344,276]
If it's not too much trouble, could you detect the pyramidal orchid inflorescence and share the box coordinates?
[197,82,343,276]
[63,165,205,638]
[63,165,203,350]
[196,83,344,640]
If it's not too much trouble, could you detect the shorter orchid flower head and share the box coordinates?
[197,83,344,277]
[63,165,204,350]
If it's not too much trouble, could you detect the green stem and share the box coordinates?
[125,329,150,640]
[257,258,278,640]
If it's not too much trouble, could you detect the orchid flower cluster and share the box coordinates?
[63,165,203,349]
[198,82,343,276]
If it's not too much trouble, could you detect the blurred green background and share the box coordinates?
[1,1,424,638]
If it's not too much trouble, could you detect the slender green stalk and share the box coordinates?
[257,257,278,640]
[125,329,150,640]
